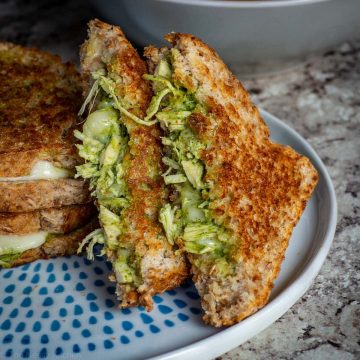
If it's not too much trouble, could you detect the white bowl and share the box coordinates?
[88,0,360,75]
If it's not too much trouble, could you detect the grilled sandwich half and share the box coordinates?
[0,43,96,267]
[76,20,189,310]
[144,33,318,326]
[0,42,93,212]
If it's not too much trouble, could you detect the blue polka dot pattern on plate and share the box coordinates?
[81,329,91,338]
[32,321,41,332]
[174,299,187,308]
[140,313,153,324]
[39,286,48,295]
[122,321,133,331]
[104,339,114,349]
[62,332,70,341]
[158,304,173,314]
[21,335,30,345]
[9,309,18,318]
[20,297,31,307]
[42,297,53,306]
[88,316,97,325]
[3,334,13,344]
[54,285,64,293]
[105,299,115,308]
[164,320,175,327]
[149,325,160,333]
[0,255,204,359]
[103,325,113,334]
[74,305,83,315]
[104,311,113,320]
[86,293,97,301]
[5,284,15,293]
[21,348,30,358]
[47,274,56,283]
[51,320,61,331]
[41,334,49,344]
[39,347,47,358]
[15,322,26,332]
[22,286,31,295]
[65,295,74,304]
[120,335,130,344]
[4,296,13,305]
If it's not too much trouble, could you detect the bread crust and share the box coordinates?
[9,218,99,268]
[80,20,189,310]
[0,179,92,212]
[146,33,318,326]
[0,203,97,235]
[0,42,83,177]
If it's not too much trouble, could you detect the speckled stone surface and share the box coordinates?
[0,0,359,359]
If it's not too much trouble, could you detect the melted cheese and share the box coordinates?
[0,231,48,254]
[0,161,71,182]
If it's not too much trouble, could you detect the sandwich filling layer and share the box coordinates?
[0,160,71,182]
[144,54,235,275]
[76,72,147,288]
[0,231,48,267]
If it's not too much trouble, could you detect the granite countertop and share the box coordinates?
[1,0,359,359]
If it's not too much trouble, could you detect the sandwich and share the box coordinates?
[75,20,189,310]
[143,34,318,326]
[0,43,97,268]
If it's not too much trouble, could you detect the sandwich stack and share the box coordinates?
[0,43,97,268]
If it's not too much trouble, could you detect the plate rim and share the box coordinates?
[148,108,337,360]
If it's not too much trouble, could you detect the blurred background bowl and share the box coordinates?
[88,0,360,76]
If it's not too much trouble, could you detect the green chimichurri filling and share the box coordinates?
[0,251,22,268]
[145,52,233,273]
[76,51,234,282]
[75,71,146,287]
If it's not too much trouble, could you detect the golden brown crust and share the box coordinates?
[0,203,97,235]
[80,19,152,113]
[0,42,82,177]
[0,179,92,212]
[147,33,318,326]
[10,218,99,267]
[80,20,189,310]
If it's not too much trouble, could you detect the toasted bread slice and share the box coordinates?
[145,33,318,326]
[0,203,97,235]
[0,179,92,213]
[78,20,189,310]
[5,218,99,268]
[0,42,82,177]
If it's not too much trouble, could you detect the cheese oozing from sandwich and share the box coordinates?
[0,160,71,182]
[0,231,48,254]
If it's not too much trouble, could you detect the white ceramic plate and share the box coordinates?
[0,109,337,360]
